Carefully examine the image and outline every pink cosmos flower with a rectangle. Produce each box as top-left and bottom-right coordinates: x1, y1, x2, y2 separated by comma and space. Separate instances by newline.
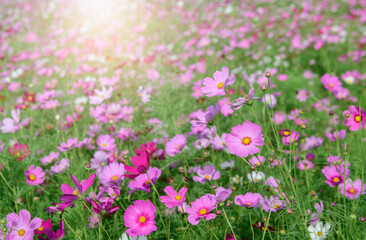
123, 200, 157, 237
25, 165, 45, 186
339, 179, 366, 200
296, 89, 309, 102
50, 158, 70, 175
41, 152, 60, 165
165, 134, 186, 157
249, 155, 265, 166
34, 219, 53, 235
91, 151, 109, 174
342, 105, 366, 131
262, 94, 277, 108
322, 165, 349, 188
201, 66, 235, 97
325, 129, 346, 142
277, 74, 288, 81
296, 160, 314, 171
128, 167, 161, 193
41, 219, 65, 240
57, 138, 78, 152
215, 187, 232, 203
60, 174, 96, 204
99, 162, 126, 187
225, 121, 264, 158
265, 176, 280, 188
260, 195, 286, 212
282, 131, 301, 145
273, 111, 286, 125
218, 97, 233, 116
96, 134, 116, 151
147, 69, 160, 81
160, 186, 187, 208
186, 194, 217, 225
320, 74, 342, 92
190, 103, 220, 126
192, 165, 220, 183
124, 150, 151, 179
211, 133, 227, 150
89, 87, 113, 105
5, 209, 42, 240
1, 109, 25, 133
234, 192, 262, 208
327, 156, 349, 167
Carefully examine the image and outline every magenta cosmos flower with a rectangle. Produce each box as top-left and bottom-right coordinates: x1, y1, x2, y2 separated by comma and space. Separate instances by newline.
25, 165, 45, 186
225, 121, 264, 158
322, 165, 349, 188
6, 209, 42, 240
234, 192, 262, 208
165, 134, 186, 157
123, 200, 157, 237
186, 194, 217, 225
128, 167, 161, 193
124, 150, 151, 179
60, 174, 95, 203
342, 105, 366, 131
201, 66, 235, 97
339, 179, 366, 200
160, 186, 187, 208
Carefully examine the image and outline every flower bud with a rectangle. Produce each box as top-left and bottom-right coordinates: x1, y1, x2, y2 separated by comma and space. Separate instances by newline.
265, 72, 271, 78
287, 208, 293, 214
216, 210, 222, 215
360, 217, 365, 222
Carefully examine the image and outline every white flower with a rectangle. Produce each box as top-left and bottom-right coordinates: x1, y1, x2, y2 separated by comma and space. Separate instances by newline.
308, 222, 331, 240
247, 171, 265, 183
119, 233, 147, 240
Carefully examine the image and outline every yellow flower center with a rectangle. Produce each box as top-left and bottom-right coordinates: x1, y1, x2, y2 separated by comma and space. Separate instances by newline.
199, 208, 207, 215
256, 162, 260, 166
102, 143, 107, 147
16, 152, 20, 157
29, 174, 36, 181
333, 177, 340, 183
246, 202, 252, 206
349, 188, 355, 194
38, 226, 44, 231
242, 137, 251, 145
355, 115, 361, 122
49, 158, 53, 163
73, 190, 79, 195
112, 176, 118, 181
254, 178, 258, 182
274, 204, 280, 209
139, 216, 146, 223
18, 229, 25, 236
283, 130, 290, 136
175, 195, 181, 201
101, 95, 105, 99
204, 175, 210, 180
217, 82, 224, 89
317, 231, 322, 236
328, 83, 333, 87
176, 144, 180, 150
145, 180, 151, 185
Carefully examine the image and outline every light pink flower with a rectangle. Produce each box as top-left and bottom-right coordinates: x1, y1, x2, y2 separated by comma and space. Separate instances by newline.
225, 121, 264, 157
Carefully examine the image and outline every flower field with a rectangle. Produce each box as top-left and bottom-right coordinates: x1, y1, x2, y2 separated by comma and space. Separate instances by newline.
0, 0, 366, 239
